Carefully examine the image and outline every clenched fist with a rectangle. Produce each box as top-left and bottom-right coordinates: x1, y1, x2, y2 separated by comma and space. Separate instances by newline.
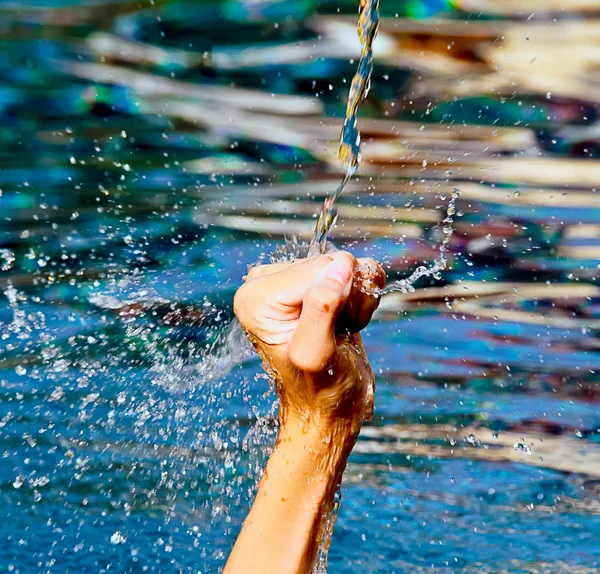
234, 251, 385, 440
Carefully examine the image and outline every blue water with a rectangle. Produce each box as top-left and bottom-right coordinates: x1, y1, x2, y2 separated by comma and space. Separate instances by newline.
1, 1, 600, 572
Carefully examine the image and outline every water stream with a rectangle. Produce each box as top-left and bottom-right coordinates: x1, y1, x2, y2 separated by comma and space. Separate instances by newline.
309, 0, 460, 297
308, 0, 380, 257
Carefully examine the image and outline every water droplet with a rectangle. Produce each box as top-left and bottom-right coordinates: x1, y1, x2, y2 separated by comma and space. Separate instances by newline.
513, 442, 532, 455
111, 531, 127, 545
0, 249, 15, 271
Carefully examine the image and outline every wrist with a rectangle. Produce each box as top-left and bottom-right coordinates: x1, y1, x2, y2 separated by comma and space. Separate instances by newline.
278, 415, 359, 475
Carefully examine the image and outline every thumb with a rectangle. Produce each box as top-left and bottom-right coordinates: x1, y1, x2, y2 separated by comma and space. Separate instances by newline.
289, 254, 354, 373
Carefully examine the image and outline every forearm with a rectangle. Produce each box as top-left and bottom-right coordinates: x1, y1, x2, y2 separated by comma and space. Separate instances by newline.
223, 421, 356, 574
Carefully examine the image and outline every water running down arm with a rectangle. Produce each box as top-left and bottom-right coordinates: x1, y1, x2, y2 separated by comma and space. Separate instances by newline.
223, 252, 385, 574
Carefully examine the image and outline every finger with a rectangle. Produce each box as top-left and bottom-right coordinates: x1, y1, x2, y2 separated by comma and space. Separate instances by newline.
356, 258, 386, 291
245, 253, 334, 283
246, 254, 348, 310
289, 253, 355, 373
340, 258, 386, 332
235, 256, 334, 329
245, 261, 293, 282
354, 258, 386, 330
236, 254, 354, 331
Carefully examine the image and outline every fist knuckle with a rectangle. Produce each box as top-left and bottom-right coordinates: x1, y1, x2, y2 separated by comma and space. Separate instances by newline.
233, 284, 251, 324
335, 251, 356, 268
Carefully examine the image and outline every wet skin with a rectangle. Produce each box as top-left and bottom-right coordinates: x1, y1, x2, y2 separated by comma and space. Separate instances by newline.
224, 251, 385, 574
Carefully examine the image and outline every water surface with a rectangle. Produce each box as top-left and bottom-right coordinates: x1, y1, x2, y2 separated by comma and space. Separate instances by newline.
1, 1, 600, 572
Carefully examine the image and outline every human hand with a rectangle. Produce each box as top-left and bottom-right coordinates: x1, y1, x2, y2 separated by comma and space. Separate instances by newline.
233, 251, 385, 442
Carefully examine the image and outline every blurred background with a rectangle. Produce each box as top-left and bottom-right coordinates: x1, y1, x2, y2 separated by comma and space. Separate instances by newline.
1, 0, 600, 572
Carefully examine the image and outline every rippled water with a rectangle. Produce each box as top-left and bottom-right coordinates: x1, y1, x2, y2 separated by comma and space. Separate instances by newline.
1, 1, 600, 572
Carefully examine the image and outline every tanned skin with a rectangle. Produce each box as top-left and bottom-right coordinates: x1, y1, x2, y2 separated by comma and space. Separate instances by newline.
224, 251, 385, 574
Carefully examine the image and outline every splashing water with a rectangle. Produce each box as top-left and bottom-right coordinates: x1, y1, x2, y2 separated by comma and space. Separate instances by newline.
306, 1, 455, 567
86, 272, 276, 538
0, 249, 15, 271
89, 276, 255, 389
373, 187, 460, 296
314, 488, 343, 574
54, 1, 458, 569
514, 442, 533, 455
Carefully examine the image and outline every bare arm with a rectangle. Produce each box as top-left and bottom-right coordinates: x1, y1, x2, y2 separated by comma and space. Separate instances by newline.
223, 422, 353, 572
224, 252, 385, 574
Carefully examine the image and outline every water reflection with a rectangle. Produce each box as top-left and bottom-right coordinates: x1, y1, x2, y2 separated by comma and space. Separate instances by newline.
1, 0, 599, 572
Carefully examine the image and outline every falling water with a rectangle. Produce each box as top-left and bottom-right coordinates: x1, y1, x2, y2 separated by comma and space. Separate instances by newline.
308, 0, 460, 296
308, 0, 379, 258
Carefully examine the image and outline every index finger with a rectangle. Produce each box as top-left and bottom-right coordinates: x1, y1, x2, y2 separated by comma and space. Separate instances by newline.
245, 252, 357, 309
245, 261, 295, 282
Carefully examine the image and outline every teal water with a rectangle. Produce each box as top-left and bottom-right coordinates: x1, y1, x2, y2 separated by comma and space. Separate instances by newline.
1, 1, 600, 572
